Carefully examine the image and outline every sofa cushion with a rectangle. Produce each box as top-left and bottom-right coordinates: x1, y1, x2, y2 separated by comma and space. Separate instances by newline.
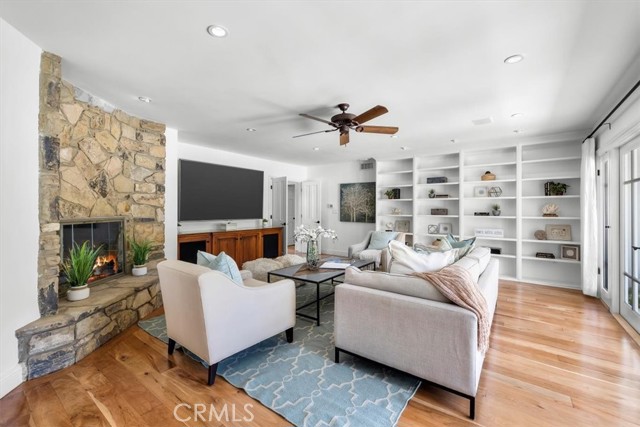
345, 267, 450, 303
358, 249, 382, 266
466, 246, 491, 274
367, 231, 399, 250
198, 251, 243, 285
388, 240, 456, 273
454, 256, 480, 283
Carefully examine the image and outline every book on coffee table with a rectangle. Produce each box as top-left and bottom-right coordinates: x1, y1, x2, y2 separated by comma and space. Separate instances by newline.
320, 261, 352, 269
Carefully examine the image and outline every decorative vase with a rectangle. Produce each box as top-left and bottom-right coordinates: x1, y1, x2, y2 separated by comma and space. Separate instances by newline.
306, 239, 320, 271
132, 265, 148, 276
67, 284, 90, 301
492, 209, 501, 216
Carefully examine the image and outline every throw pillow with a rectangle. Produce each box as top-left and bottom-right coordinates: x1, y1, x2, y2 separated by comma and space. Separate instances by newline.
197, 250, 243, 285
367, 231, 399, 250
388, 240, 456, 273
444, 234, 476, 259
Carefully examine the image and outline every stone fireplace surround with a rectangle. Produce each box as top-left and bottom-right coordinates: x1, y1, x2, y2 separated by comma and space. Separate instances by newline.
16, 52, 167, 380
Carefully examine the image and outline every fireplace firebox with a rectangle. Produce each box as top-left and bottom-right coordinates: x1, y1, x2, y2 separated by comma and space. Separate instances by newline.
60, 218, 125, 286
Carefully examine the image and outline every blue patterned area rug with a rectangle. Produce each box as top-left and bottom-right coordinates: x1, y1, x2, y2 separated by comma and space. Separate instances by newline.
139, 282, 420, 427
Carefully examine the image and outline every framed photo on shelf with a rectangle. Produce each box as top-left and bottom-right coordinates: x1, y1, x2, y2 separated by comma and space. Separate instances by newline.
560, 245, 580, 260
474, 186, 488, 197
545, 224, 572, 241
438, 223, 452, 234
427, 224, 439, 234
395, 220, 410, 233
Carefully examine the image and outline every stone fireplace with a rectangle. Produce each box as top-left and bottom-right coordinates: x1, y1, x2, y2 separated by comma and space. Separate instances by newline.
15, 52, 167, 380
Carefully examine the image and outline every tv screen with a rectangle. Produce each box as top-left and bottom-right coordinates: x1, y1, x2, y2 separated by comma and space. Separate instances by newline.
179, 160, 264, 221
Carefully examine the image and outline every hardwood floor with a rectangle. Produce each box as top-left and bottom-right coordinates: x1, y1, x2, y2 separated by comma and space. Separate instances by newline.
2, 280, 639, 426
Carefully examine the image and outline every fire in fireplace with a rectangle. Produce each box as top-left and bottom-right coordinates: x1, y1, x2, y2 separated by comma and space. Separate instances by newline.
60, 219, 125, 285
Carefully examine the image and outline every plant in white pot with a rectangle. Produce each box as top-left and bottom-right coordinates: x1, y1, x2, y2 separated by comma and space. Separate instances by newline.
62, 241, 102, 301
130, 238, 153, 276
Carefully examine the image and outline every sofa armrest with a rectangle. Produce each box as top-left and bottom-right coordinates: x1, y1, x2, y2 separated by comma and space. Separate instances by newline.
335, 283, 481, 396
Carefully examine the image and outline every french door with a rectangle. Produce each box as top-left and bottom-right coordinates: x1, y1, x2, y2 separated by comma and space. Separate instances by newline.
621, 138, 640, 332
598, 152, 614, 308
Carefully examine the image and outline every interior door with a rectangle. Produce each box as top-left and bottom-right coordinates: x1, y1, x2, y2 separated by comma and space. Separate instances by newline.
598, 152, 613, 308
271, 176, 288, 253
287, 184, 296, 246
621, 137, 640, 333
298, 181, 321, 252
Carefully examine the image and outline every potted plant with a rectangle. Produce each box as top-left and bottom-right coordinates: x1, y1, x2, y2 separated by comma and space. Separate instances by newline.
130, 238, 153, 276
491, 203, 501, 216
61, 241, 102, 301
384, 189, 395, 199
549, 182, 569, 196
428, 189, 436, 198
262, 218, 269, 227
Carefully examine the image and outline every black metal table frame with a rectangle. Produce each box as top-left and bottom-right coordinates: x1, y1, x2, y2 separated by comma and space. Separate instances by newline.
267, 260, 375, 326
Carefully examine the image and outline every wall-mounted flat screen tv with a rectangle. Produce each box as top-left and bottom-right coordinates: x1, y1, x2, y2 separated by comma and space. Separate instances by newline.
179, 160, 264, 221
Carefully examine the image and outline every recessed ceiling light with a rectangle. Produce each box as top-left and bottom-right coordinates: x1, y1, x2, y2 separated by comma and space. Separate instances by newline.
207, 25, 229, 38
313, 147, 320, 151
504, 54, 524, 64
450, 139, 457, 143
511, 113, 524, 118
246, 128, 256, 132
138, 96, 151, 103
513, 129, 525, 134
400, 146, 408, 150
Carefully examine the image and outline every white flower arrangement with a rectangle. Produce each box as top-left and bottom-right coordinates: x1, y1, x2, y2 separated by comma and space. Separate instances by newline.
293, 225, 338, 243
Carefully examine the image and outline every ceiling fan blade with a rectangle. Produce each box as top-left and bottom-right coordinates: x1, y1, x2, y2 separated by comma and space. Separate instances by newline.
340, 132, 349, 146
299, 113, 336, 127
292, 129, 336, 138
353, 105, 388, 125
355, 125, 399, 135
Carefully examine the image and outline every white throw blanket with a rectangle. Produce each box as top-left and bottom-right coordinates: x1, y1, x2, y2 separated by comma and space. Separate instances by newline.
413, 265, 490, 354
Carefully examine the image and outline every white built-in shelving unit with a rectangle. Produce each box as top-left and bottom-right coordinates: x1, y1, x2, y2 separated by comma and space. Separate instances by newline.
375, 140, 582, 289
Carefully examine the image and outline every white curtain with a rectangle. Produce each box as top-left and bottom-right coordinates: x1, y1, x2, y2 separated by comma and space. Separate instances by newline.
581, 138, 598, 296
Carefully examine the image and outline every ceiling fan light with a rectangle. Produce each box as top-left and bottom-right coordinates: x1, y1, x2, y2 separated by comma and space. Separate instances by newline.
207, 25, 228, 38
504, 54, 524, 64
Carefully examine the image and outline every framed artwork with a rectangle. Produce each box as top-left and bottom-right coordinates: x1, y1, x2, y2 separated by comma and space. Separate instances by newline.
395, 220, 410, 232
438, 223, 452, 234
561, 245, 580, 260
474, 186, 488, 197
545, 224, 572, 241
427, 224, 439, 234
340, 182, 375, 223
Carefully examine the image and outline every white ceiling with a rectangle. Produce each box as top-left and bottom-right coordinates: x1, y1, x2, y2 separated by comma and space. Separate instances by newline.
1, 1, 639, 165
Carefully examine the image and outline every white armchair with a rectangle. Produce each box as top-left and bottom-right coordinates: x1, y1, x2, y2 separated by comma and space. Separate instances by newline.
347, 231, 406, 270
157, 260, 296, 385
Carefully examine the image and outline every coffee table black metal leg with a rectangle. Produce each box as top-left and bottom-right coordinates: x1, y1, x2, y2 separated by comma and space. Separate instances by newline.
316, 282, 321, 326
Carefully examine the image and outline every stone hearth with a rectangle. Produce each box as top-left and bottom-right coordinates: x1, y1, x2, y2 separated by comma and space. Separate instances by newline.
16, 271, 162, 379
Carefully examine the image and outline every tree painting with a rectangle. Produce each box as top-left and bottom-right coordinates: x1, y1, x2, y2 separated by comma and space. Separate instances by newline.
340, 182, 376, 223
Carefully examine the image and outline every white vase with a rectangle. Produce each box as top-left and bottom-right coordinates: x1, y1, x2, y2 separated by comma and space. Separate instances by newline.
67, 284, 90, 301
132, 265, 147, 276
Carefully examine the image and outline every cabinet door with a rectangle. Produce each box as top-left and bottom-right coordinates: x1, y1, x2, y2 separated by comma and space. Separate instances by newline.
238, 231, 260, 265
177, 233, 212, 264
212, 233, 239, 260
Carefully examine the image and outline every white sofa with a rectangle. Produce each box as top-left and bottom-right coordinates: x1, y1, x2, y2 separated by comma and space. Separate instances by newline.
157, 260, 296, 385
347, 231, 406, 270
334, 247, 498, 419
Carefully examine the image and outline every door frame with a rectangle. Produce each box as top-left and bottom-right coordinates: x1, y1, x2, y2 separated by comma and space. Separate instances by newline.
597, 151, 619, 311
270, 176, 288, 254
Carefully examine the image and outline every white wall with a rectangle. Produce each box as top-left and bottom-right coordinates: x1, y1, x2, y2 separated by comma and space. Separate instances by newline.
165, 141, 308, 240
0, 18, 42, 397
307, 161, 376, 256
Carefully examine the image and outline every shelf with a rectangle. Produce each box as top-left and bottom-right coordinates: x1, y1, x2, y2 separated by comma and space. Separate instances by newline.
379, 198, 414, 202
378, 184, 413, 189
468, 196, 516, 200
522, 195, 580, 199
424, 234, 460, 238
492, 254, 516, 259
522, 176, 580, 182
464, 215, 516, 219
379, 214, 413, 217
464, 161, 517, 168
416, 182, 459, 186
472, 237, 517, 242
521, 256, 580, 264
416, 197, 460, 201
379, 170, 413, 175
463, 179, 516, 184
521, 156, 581, 164
522, 239, 581, 245
417, 214, 459, 218
522, 216, 580, 220
417, 165, 459, 172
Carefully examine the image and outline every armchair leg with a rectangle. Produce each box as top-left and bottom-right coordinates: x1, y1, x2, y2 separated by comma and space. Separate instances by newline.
334, 347, 340, 363
469, 396, 475, 419
208, 363, 218, 386
168, 338, 176, 355
285, 327, 294, 343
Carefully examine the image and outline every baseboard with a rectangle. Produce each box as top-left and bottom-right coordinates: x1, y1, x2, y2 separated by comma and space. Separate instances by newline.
322, 249, 348, 257
0, 364, 24, 398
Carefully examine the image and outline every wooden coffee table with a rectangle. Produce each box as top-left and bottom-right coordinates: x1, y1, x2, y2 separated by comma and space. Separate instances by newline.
267, 259, 375, 325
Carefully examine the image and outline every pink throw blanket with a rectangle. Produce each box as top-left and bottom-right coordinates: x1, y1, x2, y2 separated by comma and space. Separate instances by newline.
413, 265, 490, 354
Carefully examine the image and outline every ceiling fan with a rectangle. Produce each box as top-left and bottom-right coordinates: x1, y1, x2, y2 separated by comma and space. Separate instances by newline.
294, 103, 399, 146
